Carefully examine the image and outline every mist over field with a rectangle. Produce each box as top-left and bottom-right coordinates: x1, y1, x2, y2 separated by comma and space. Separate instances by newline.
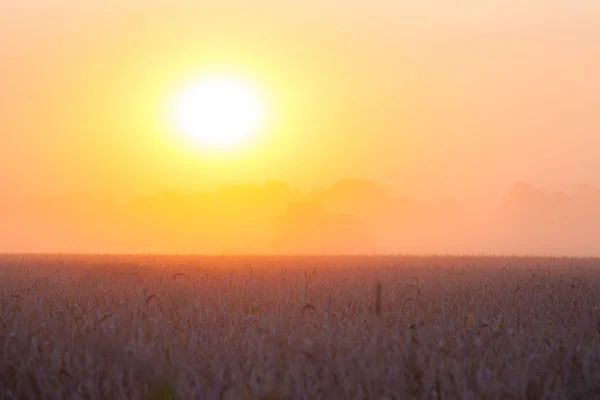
2, 179, 600, 256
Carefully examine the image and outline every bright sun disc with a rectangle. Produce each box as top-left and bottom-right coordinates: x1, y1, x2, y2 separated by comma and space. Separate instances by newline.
171, 76, 264, 149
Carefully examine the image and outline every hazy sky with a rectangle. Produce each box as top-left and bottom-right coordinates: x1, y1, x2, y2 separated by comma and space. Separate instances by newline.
2, 0, 600, 200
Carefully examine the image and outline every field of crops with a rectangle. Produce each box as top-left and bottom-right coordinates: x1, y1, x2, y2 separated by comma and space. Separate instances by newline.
1, 255, 599, 399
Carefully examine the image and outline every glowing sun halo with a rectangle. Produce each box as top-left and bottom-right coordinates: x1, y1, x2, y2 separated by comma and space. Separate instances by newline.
171, 76, 265, 149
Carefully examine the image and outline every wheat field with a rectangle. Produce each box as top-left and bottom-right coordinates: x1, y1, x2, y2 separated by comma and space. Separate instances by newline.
1, 255, 599, 399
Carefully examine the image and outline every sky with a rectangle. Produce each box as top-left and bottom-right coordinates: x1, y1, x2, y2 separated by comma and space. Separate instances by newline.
1, 1, 600, 254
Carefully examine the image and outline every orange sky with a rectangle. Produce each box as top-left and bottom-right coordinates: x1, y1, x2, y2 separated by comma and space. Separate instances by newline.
1, 1, 600, 254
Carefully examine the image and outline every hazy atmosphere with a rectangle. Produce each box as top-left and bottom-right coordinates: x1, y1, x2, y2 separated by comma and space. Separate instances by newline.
2, 179, 600, 255
4, 3, 600, 399
2, 1, 600, 255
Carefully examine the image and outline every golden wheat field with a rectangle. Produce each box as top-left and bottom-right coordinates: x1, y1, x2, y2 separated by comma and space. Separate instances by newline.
1, 255, 600, 400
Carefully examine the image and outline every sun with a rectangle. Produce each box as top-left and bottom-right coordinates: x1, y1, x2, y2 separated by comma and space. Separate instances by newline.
171, 75, 265, 149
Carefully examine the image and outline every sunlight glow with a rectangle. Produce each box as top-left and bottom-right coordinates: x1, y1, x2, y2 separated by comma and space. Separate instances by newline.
171, 76, 265, 149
